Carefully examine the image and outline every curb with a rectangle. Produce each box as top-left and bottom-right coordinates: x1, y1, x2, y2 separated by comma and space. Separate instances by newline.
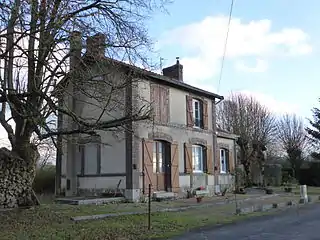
236, 196, 315, 215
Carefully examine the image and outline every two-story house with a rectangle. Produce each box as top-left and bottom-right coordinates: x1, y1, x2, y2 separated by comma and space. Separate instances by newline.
56, 32, 238, 202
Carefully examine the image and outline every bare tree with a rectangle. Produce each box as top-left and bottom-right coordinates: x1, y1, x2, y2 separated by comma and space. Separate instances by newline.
217, 93, 276, 185
276, 114, 307, 179
0, 0, 169, 208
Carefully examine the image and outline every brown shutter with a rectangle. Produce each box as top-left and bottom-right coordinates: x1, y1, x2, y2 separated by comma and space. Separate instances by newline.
228, 149, 235, 174
160, 86, 169, 124
216, 148, 221, 174
171, 142, 179, 193
186, 95, 193, 127
203, 100, 208, 130
184, 143, 193, 173
166, 88, 170, 123
143, 139, 155, 194
206, 145, 213, 174
150, 84, 160, 123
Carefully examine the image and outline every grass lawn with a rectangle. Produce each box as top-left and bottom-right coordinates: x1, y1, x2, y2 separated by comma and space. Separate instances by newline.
271, 185, 320, 196
0, 194, 303, 240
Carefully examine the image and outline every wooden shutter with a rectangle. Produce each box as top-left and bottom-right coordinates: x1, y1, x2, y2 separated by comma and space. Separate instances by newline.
203, 100, 209, 130
150, 84, 160, 122
143, 139, 155, 194
184, 143, 193, 173
228, 149, 235, 174
186, 95, 193, 127
216, 148, 221, 174
206, 145, 213, 174
160, 87, 170, 124
171, 142, 179, 193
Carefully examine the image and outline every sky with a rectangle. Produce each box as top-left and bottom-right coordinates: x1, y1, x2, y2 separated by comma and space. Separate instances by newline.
148, 0, 320, 119
0, 0, 319, 147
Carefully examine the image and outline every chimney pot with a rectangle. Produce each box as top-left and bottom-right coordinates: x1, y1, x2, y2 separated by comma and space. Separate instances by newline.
162, 57, 183, 81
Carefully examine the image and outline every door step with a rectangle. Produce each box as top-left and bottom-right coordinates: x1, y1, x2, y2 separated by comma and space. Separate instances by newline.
153, 191, 176, 201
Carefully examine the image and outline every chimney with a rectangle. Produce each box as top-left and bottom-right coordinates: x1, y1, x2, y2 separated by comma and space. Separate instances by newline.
85, 33, 106, 59
162, 57, 183, 81
70, 31, 82, 71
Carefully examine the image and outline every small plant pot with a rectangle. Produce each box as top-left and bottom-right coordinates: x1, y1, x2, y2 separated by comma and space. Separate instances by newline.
196, 197, 203, 203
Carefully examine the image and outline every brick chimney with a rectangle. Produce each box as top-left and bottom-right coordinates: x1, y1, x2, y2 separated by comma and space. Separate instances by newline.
69, 31, 82, 71
162, 57, 183, 81
85, 33, 106, 59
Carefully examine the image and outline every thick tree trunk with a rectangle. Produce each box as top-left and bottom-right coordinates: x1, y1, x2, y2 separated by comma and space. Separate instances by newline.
0, 146, 39, 208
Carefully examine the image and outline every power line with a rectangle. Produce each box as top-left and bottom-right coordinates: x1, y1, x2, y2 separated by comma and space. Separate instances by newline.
217, 0, 235, 93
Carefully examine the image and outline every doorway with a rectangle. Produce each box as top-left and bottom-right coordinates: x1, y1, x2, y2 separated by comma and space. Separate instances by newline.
153, 140, 172, 191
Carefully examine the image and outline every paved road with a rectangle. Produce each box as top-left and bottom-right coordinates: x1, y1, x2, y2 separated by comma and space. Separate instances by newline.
171, 204, 320, 240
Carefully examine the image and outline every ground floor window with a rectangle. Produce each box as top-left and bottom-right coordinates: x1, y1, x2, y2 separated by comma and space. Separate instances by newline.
153, 141, 165, 173
220, 148, 229, 173
192, 145, 204, 172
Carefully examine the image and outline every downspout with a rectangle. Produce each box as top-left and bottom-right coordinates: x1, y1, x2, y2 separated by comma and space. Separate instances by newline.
213, 96, 224, 193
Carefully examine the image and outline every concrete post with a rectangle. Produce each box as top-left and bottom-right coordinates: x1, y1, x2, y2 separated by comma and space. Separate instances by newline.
300, 185, 308, 203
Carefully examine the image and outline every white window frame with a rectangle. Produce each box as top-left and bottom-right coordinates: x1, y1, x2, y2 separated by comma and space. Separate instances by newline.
220, 149, 227, 174
192, 99, 202, 128
192, 145, 204, 172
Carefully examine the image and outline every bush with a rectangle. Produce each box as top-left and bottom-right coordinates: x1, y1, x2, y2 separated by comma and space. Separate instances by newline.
33, 165, 56, 194
264, 164, 282, 186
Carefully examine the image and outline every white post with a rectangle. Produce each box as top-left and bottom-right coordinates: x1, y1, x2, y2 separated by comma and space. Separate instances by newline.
300, 185, 308, 202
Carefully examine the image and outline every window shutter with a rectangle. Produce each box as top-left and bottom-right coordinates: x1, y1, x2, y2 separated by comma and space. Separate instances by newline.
206, 145, 213, 174
143, 139, 155, 194
216, 148, 221, 173
150, 84, 160, 123
203, 100, 209, 130
171, 142, 179, 193
228, 149, 235, 174
186, 95, 193, 127
184, 143, 193, 173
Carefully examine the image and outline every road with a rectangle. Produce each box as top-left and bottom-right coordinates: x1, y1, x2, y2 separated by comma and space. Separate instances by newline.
171, 204, 320, 240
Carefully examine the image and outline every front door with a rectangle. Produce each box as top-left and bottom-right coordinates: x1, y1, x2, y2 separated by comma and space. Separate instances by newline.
153, 141, 171, 191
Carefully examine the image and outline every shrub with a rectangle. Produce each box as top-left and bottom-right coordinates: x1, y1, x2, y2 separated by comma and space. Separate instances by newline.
33, 165, 56, 194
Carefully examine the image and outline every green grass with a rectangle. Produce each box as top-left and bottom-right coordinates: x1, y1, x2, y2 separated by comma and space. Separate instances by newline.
0, 194, 305, 240
0, 203, 278, 240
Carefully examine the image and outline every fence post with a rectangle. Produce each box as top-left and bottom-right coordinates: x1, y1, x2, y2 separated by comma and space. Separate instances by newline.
148, 184, 151, 230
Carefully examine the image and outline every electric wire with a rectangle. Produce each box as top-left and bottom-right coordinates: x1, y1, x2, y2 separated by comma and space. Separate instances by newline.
217, 0, 235, 93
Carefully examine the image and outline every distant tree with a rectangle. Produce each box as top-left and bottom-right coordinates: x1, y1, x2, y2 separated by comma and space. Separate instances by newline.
276, 114, 307, 179
217, 93, 276, 185
306, 100, 320, 159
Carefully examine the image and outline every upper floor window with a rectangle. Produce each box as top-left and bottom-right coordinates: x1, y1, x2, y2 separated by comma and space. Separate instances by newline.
193, 99, 203, 128
186, 96, 208, 129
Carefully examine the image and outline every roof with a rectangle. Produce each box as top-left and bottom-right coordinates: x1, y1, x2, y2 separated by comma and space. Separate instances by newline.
57, 55, 224, 101
217, 128, 239, 140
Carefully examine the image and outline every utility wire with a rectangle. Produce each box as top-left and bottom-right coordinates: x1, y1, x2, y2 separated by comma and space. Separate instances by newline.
217, 0, 235, 93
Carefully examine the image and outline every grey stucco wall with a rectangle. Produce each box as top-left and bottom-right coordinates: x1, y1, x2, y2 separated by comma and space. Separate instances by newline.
217, 136, 236, 191
133, 79, 216, 197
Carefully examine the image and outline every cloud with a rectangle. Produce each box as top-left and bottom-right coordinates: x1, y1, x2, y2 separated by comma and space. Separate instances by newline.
159, 15, 312, 82
235, 59, 268, 73
235, 90, 300, 115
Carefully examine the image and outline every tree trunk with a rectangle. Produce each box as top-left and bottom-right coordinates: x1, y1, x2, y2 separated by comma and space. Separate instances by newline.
0, 145, 39, 208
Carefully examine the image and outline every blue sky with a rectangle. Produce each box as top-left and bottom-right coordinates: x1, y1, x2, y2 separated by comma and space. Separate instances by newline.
148, 0, 320, 120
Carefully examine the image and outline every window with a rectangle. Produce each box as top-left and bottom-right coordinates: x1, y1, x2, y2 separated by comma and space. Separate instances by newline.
220, 149, 229, 173
153, 141, 165, 173
192, 99, 203, 128
192, 145, 204, 172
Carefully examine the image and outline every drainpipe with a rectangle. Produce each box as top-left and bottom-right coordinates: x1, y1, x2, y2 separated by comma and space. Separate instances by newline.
213, 97, 224, 193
